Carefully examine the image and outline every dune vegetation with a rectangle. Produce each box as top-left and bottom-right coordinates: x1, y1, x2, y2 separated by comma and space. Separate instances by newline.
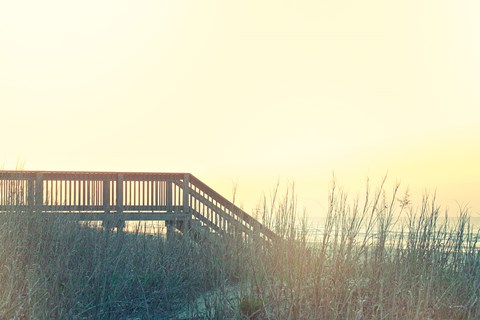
1, 180, 479, 319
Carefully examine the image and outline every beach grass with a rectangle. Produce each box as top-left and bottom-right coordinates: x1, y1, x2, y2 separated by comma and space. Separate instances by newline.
1, 180, 479, 319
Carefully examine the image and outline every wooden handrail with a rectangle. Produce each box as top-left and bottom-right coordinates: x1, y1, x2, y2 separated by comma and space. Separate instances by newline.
187, 174, 277, 242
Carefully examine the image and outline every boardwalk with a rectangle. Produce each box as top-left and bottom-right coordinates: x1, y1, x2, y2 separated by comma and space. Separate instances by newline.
0, 171, 276, 242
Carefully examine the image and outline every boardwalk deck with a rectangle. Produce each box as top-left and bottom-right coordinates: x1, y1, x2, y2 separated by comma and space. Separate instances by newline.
0, 171, 276, 242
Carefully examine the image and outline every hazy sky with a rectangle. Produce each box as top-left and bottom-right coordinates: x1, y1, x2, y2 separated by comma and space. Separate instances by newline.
1, 0, 479, 218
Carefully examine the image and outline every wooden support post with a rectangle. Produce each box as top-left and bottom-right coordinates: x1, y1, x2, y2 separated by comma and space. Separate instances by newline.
35, 173, 43, 213
183, 174, 190, 214
28, 176, 34, 211
116, 174, 124, 214
166, 179, 172, 213
103, 179, 110, 213
116, 174, 125, 231
166, 221, 174, 240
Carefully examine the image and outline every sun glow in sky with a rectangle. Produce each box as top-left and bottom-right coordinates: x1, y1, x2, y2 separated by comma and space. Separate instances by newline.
1, 0, 479, 218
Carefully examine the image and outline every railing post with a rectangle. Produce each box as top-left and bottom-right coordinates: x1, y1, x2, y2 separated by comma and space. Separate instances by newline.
35, 173, 43, 213
166, 179, 172, 213
103, 178, 110, 213
28, 176, 34, 211
183, 174, 190, 214
116, 174, 124, 214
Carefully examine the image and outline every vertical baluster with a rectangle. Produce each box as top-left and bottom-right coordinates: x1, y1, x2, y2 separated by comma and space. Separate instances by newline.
130, 180, 135, 206
93, 180, 97, 209
145, 180, 149, 208
51, 179, 54, 208
92, 180, 95, 209
98, 180, 102, 209
129, 180, 132, 208
64, 179, 67, 209
47, 179, 50, 207
183, 174, 189, 215
79, 178, 85, 210
97, 180, 101, 209
87, 179, 90, 209
59, 180, 63, 210
81, 180, 84, 208
68, 180, 71, 208
126, 180, 130, 207
73, 179, 77, 209
46, 179, 49, 207
161, 181, 164, 207
81, 179, 84, 209
77, 179, 81, 208
147, 180, 150, 207
139, 180, 142, 207
153, 180, 157, 208
111, 180, 115, 209
161, 180, 164, 207
53, 177, 56, 209
148, 180, 152, 209
131, 180, 134, 208
95, 178, 97, 210
162, 180, 166, 207
158, 180, 162, 208
202, 199, 205, 220
208, 195, 212, 222
130, 180, 133, 207
57, 179, 60, 209
67, 178, 70, 209
65, 179, 68, 208
62, 179, 65, 208
4, 179, 6, 206
134, 180, 137, 209
176, 184, 180, 209
132, 180, 135, 207
143, 180, 146, 208
54, 180, 57, 206
152, 180, 155, 209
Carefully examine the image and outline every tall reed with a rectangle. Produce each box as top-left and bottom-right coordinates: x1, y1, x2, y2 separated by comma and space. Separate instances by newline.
242, 179, 480, 319
1, 178, 479, 319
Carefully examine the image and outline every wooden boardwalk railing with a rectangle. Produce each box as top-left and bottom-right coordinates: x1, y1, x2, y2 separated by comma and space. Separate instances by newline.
0, 171, 276, 242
